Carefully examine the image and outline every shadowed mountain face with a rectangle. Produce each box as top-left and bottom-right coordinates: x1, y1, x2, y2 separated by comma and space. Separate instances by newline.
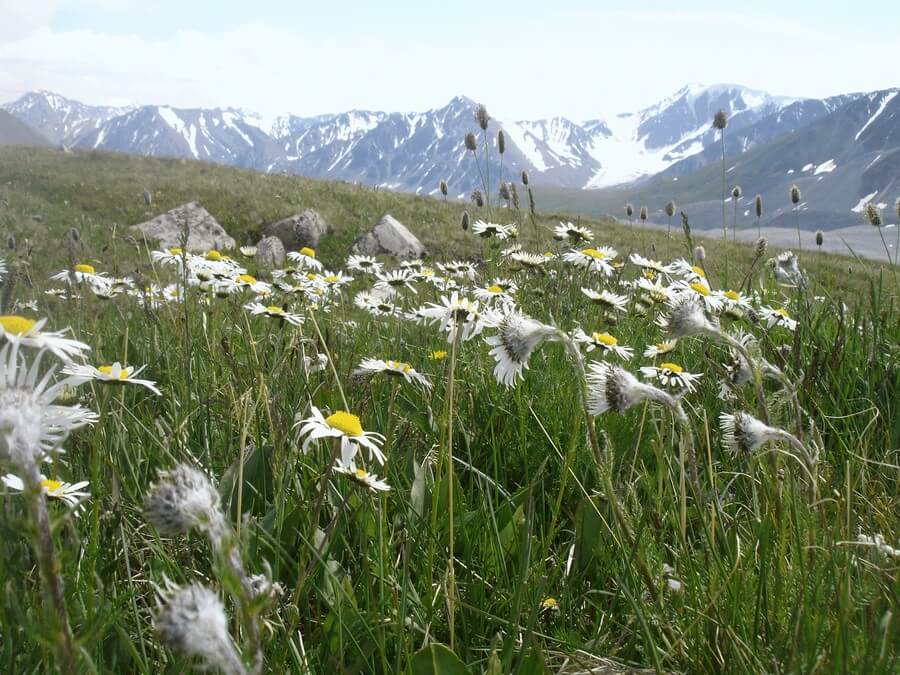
4, 86, 897, 230
0, 110, 51, 147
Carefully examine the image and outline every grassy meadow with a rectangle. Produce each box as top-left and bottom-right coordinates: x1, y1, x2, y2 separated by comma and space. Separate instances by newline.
0, 146, 898, 674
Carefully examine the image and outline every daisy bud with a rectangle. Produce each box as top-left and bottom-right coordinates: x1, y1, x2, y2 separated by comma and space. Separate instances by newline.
863, 202, 883, 227
471, 189, 484, 208
815, 230, 824, 247
497, 129, 505, 155
144, 464, 226, 541
461, 211, 470, 231
755, 194, 763, 218
521, 170, 529, 186
732, 185, 742, 200
475, 103, 490, 131
464, 132, 477, 152
439, 179, 448, 197
665, 200, 676, 217
712, 109, 728, 130
639, 206, 648, 222
625, 203, 634, 218
790, 185, 801, 205
755, 236, 768, 257
693, 245, 706, 263
155, 583, 246, 675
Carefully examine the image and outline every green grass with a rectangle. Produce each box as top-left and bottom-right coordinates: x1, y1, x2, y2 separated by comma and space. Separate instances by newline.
0, 146, 898, 674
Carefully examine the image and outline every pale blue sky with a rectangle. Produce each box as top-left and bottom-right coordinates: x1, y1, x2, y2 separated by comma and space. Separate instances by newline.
2, 1, 898, 121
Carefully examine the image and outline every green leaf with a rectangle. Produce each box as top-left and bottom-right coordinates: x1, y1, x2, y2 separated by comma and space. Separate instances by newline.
410, 643, 472, 675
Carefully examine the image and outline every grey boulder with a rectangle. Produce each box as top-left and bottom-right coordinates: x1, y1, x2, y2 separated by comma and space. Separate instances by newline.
255, 235, 285, 267
129, 202, 235, 252
262, 209, 331, 251
351, 214, 426, 260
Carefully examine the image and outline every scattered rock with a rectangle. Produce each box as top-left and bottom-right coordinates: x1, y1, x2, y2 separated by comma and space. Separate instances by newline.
255, 235, 285, 267
129, 202, 235, 252
262, 209, 331, 251
351, 214, 426, 260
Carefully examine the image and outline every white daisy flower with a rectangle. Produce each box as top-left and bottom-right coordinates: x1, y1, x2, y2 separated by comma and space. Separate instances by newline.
669, 259, 707, 282
0, 315, 90, 362
418, 293, 495, 343
374, 269, 417, 295
572, 329, 634, 359
718, 289, 753, 316
509, 251, 548, 268
346, 254, 383, 275
586, 363, 677, 415
244, 302, 305, 326
239, 245, 257, 257
471, 220, 514, 239
1, 473, 90, 512
563, 247, 616, 276
553, 221, 594, 244
473, 282, 516, 305
636, 276, 675, 304
770, 250, 806, 287
671, 278, 724, 313
43, 288, 80, 300
484, 312, 560, 387
354, 358, 432, 390
49, 263, 106, 285
437, 261, 478, 281
303, 353, 328, 374
294, 406, 386, 467
640, 362, 702, 391
581, 288, 628, 312
355, 291, 403, 318
287, 247, 324, 271
759, 306, 798, 331
63, 362, 161, 395
629, 253, 674, 276
643, 339, 678, 358
333, 462, 391, 492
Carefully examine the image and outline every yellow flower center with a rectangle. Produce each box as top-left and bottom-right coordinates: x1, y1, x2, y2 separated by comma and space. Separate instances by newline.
205, 250, 223, 261
592, 332, 618, 346
775, 308, 790, 318
0, 315, 37, 335
98, 365, 129, 380
655, 341, 676, 353
355, 468, 368, 480
487, 285, 504, 293
541, 597, 558, 608
642, 269, 657, 280
581, 248, 605, 259
543, 251, 554, 257
691, 265, 706, 277
237, 274, 257, 284
387, 360, 413, 373
724, 290, 740, 301
325, 411, 364, 437
300, 247, 316, 258
306, 272, 317, 280
265, 305, 285, 316
168, 247, 183, 256
689, 282, 710, 296
660, 362, 683, 374
429, 350, 447, 361
75, 263, 96, 274
40, 479, 64, 493
324, 274, 340, 283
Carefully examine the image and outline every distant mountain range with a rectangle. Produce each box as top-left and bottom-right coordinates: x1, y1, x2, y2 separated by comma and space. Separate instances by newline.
3, 85, 898, 230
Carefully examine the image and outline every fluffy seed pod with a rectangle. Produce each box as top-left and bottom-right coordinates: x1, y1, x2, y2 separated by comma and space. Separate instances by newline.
639, 206, 648, 222
144, 464, 225, 540
498, 182, 511, 202
439, 179, 448, 197
755, 237, 768, 257
521, 170, 529, 186
461, 211, 470, 231
475, 104, 490, 131
471, 189, 484, 208
665, 200, 676, 217
815, 230, 824, 247
755, 194, 763, 218
693, 245, 706, 263
625, 203, 634, 218
790, 185, 801, 205
863, 202, 883, 227
713, 109, 728, 130
464, 132, 477, 152
732, 185, 742, 200
497, 129, 505, 155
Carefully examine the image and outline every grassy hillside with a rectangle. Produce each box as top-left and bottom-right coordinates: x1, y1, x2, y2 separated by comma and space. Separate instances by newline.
0, 146, 893, 302
0, 144, 897, 673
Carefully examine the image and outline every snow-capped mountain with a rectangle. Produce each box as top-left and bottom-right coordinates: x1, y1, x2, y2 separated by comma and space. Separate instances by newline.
73, 105, 283, 169
3, 90, 132, 145
0, 84, 891, 219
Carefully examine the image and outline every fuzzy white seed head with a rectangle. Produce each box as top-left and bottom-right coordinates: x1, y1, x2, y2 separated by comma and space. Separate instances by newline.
144, 464, 225, 539
719, 411, 782, 455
